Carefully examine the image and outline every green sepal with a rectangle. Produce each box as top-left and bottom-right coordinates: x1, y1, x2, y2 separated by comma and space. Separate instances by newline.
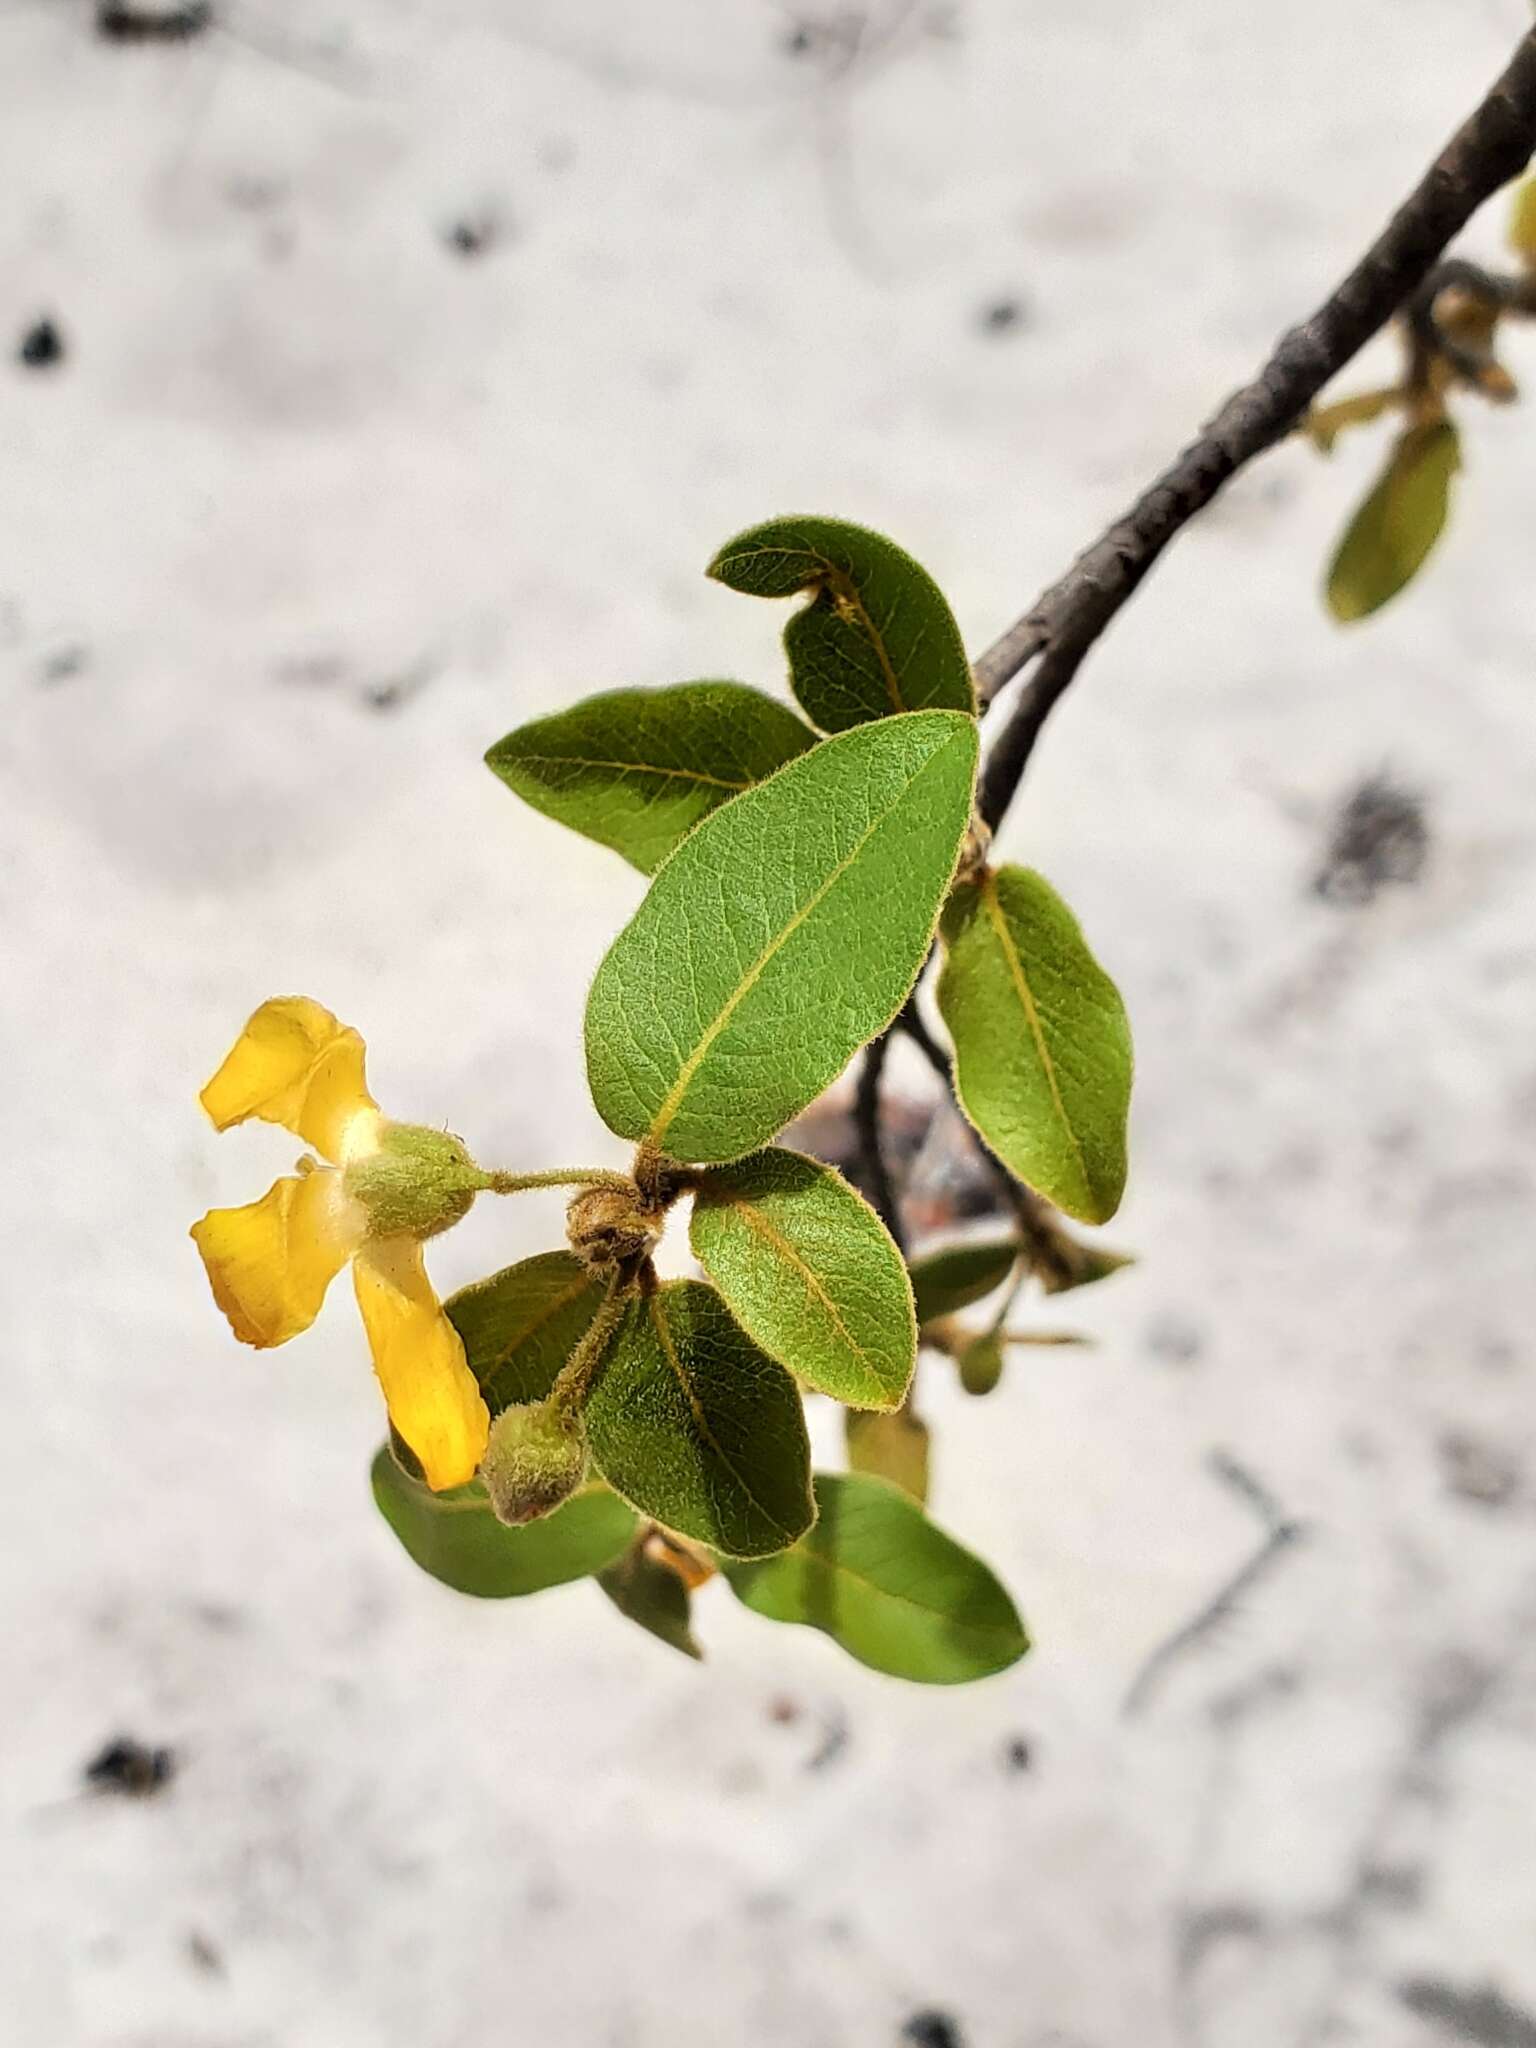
343, 1122, 482, 1241
371, 1447, 636, 1598
707, 516, 975, 732
724, 1472, 1028, 1684
484, 680, 816, 874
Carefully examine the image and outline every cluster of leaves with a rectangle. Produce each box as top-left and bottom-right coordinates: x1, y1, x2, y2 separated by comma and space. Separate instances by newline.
374, 516, 1135, 1683
1312, 176, 1536, 621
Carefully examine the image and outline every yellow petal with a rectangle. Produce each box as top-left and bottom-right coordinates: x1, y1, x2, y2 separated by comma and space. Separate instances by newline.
191, 1168, 364, 1349
352, 1237, 489, 1491
199, 997, 380, 1164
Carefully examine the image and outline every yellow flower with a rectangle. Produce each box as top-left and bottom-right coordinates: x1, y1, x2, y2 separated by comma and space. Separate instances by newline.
190, 997, 490, 1491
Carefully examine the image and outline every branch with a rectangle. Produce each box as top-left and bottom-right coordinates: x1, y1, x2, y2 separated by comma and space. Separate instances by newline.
854, 1028, 906, 1255
974, 26, 1536, 829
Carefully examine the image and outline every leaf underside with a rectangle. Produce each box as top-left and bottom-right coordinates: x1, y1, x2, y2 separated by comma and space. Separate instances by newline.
597, 1538, 704, 1659
844, 1407, 930, 1504
371, 1449, 636, 1599
725, 1472, 1028, 1684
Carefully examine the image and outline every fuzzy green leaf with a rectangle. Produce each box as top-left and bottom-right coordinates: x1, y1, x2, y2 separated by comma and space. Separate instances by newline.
1326, 420, 1460, 622
597, 1538, 704, 1660
485, 681, 816, 874
725, 1473, 1027, 1684
447, 1251, 605, 1413
690, 1147, 915, 1410
585, 1280, 814, 1560
586, 711, 977, 1164
371, 1450, 636, 1598
908, 1236, 1019, 1325
938, 864, 1132, 1225
707, 516, 975, 733
845, 1407, 930, 1504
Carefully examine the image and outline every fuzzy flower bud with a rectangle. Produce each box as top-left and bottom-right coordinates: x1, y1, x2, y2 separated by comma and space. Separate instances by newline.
479, 1399, 589, 1527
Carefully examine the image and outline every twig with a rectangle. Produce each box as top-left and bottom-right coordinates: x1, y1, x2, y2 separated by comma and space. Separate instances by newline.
1122, 1453, 1304, 1720
973, 27, 1536, 826
854, 1028, 906, 1254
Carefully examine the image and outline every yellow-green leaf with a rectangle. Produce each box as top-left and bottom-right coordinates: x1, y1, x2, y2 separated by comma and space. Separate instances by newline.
938, 865, 1133, 1225
585, 1281, 814, 1560
485, 681, 816, 874
690, 1147, 915, 1410
845, 1406, 930, 1503
725, 1472, 1028, 1684
586, 711, 978, 1165
707, 516, 975, 732
371, 1450, 636, 1598
1326, 420, 1461, 623
1509, 175, 1536, 265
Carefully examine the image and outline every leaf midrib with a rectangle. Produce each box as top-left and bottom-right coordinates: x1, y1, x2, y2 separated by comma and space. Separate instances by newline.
649, 729, 963, 1149
977, 871, 1091, 1200
509, 749, 753, 795
707, 1187, 886, 1397
781, 1543, 1021, 1653
648, 1291, 800, 1545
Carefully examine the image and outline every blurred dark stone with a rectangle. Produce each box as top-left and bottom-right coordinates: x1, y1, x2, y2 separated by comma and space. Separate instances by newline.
978, 296, 1027, 335
1399, 1978, 1536, 2048
18, 318, 64, 369
84, 1735, 177, 1797
904, 2014, 964, 2048
1003, 1734, 1033, 1772
1314, 773, 1429, 905
96, 1, 212, 41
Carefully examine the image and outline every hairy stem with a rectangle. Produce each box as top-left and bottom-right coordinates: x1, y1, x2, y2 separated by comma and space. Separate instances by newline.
485, 1167, 634, 1195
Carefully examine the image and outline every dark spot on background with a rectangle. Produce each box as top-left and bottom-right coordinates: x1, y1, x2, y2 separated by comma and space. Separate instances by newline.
1144, 1309, 1204, 1365
96, 1, 212, 42
904, 2012, 965, 2048
1438, 1430, 1520, 1510
38, 643, 88, 684
1314, 772, 1429, 906
1399, 1977, 1536, 2048
18, 317, 64, 369
978, 296, 1027, 335
441, 211, 505, 259
1003, 1735, 1033, 1773
84, 1735, 177, 1797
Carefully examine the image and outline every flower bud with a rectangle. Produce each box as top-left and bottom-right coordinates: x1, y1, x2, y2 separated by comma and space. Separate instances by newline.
343, 1122, 484, 1241
566, 1184, 661, 1271
480, 1400, 588, 1526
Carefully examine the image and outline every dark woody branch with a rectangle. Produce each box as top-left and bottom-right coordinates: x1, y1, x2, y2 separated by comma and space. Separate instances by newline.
974, 26, 1536, 832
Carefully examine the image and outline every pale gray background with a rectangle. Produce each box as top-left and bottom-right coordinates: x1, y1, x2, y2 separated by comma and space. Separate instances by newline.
3, 2, 1535, 2043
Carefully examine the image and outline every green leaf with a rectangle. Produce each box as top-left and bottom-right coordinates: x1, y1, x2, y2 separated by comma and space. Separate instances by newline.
957, 1328, 1005, 1397
938, 864, 1132, 1225
690, 1147, 915, 1410
597, 1537, 704, 1660
585, 1280, 814, 1559
1039, 1238, 1136, 1297
845, 1406, 930, 1504
446, 1251, 605, 1413
586, 711, 978, 1164
707, 515, 975, 733
371, 1449, 636, 1598
908, 1235, 1019, 1325
725, 1473, 1028, 1684
484, 681, 816, 875
1326, 420, 1461, 623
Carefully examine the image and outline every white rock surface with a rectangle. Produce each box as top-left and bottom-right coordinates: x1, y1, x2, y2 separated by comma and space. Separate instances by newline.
3, 2, 1535, 2043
